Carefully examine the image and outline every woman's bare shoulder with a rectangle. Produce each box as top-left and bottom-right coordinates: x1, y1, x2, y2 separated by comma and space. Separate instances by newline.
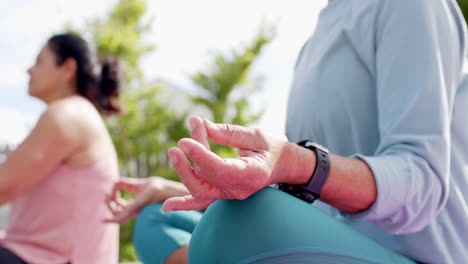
41, 96, 106, 138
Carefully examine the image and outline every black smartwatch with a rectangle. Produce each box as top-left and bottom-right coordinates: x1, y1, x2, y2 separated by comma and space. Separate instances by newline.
277, 140, 330, 203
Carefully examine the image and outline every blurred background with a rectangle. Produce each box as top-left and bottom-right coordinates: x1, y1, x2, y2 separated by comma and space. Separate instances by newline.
0, 0, 467, 261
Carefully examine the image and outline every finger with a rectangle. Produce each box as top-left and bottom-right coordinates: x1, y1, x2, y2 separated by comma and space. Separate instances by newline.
105, 200, 117, 216
177, 138, 226, 174
109, 181, 122, 204
102, 218, 121, 224
113, 196, 127, 207
168, 147, 223, 199
104, 192, 127, 206
102, 211, 135, 224
162, 195, 215, 212
107, 187, 127, 206
106, 199, 125, 216
104, 202, 141, 224
115, 176, 147, 193
103, 210, 132, 225
189, 116, 210, 150
177, 139, 252, 188
107, 181, 128, 209
113, 188, 155, 223
203, 119, 267, 150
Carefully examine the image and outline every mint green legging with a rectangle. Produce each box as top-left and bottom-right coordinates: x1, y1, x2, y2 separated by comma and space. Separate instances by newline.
133, 187, 416, 264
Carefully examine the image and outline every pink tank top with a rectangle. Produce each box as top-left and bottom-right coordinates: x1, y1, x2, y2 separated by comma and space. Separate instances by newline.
0, 159, 119, 264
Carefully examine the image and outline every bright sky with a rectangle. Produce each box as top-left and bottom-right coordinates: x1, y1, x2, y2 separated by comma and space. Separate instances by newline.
0, 0, 327, 146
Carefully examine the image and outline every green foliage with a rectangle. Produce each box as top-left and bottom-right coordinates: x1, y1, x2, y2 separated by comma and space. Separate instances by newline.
69, 0, 186, 261
92, 0, 154, 82
92, 1, 188, 261
191, 26, 275, 157
90, 1, 164, 261
92, 1, 152, 261
458, 0, 468, 23
119, 219, 138, 261
107, 85, 190, 180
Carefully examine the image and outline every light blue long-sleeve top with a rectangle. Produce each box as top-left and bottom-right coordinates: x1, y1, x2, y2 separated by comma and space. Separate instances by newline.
285, 0, 468, 263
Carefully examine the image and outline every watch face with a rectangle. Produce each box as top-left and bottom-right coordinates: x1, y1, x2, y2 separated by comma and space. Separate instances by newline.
304, 141, 329, 153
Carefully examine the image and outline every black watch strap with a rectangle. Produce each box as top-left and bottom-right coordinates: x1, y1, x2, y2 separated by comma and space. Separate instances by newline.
278, 140, 330, 203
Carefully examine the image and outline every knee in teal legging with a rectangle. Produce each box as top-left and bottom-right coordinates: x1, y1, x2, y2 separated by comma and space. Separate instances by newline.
133, 203, 203, 264
189, 187, 416, 264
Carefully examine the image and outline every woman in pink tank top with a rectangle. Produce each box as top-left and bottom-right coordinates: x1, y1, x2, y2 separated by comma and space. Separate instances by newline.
0, 33, 121, 264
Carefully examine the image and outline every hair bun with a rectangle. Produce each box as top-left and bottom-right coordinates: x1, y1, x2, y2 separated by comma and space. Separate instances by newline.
99, 57, 122, 115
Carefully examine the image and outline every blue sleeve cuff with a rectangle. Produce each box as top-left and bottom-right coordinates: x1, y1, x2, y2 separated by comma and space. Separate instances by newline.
339, 154, 412, 233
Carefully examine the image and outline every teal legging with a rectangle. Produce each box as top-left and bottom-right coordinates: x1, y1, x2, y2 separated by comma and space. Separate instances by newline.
134, 187, 416, 264
133, 203, 203, 263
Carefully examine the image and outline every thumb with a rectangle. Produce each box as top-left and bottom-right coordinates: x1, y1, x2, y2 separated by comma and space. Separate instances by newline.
203, 119, 267, 150
162, 196, 215, 212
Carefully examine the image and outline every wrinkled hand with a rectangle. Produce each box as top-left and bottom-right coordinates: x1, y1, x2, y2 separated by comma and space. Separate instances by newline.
104, 176, 169, 224
162, 116, 292, 212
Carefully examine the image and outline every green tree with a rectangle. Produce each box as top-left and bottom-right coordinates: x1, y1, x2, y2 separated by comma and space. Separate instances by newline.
69, 0, 188, 261
92, 0, 193, 261
458, 0, 468, 23
191, 26, 275, 156
107, 85, 189, 181
88, 0, 190, 180
92, 0, 153, 83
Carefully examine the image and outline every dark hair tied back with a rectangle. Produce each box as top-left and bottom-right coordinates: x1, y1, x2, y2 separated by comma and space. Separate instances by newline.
98, 57, 122, 114
47, 33, 122, 115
